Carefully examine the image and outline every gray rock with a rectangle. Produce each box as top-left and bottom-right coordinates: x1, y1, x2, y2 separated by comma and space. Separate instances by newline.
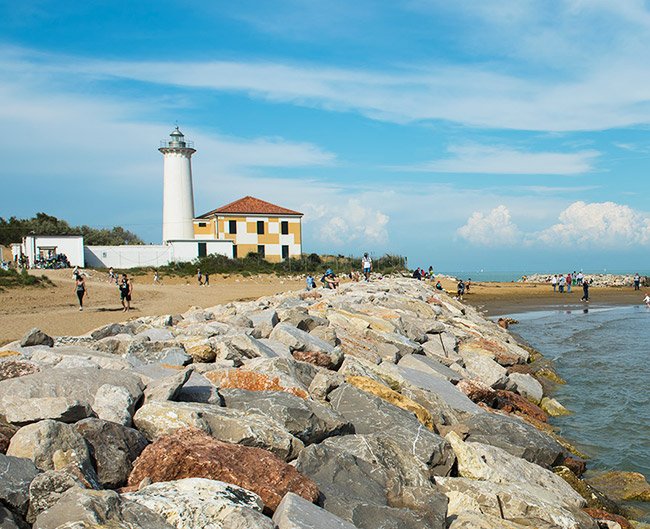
463, 413, 565, 467
176, 371, 222, 405
460, 353, 508, 388
74, 418, 148, 489
123, 478, 273, 529
506, 372, 544, 404
401, 386, 464, 426
258, 338, 293, 358
90, 323, 133, 340
243, 357, 319, 390
295, 434, 447, 529
93, 384, 137, 426
397, 354, 462, 383
20, 328, 54, 348
270, 323, 334, 354
27, 469, 87, 522
273, 492, 358, 529
133, 400, 303, 461
2, 396, 94, 426
0, 453, 40, 515
328, 384, 453, 474
308, 370, 345, 401
6, 420, 97, 484
228, 333, 281, 359
221, 389, 353, 444
248, 309, 279, 338
126, 346, 191, 367
144, 367, 193, 403
367, 330, 422, 357
33, 486, 173, 529
135, 328, 174, 341
28, 346, 131, 371
0, 505, 22, 529
0, 368, 144, 420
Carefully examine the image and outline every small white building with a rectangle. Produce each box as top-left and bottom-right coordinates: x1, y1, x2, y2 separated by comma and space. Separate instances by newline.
13, 235, 85, 267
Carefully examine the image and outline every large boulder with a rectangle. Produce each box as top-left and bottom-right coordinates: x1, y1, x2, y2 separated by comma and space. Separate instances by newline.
1, 396, 93, 426
585, 471, 650, 502
437, 477, 598, 529
328, 383, 454, 474
506, 372, 544, 404
7, 420, 97, 483
397, 354, 462, 383
462, 413, 565, 467
273, 492, 358, 529
228, 333, 281, 359
221, 389, 353, 444
133, 400, 303, 461
123, 478, 274, 529
143, 367, 193, 403
205, 368, 309, 399
446, 432, 584, 508
295, 434, 447, 529
32, 487, 173, 529
0, 453, 40, 516
26, 469, 88, 522
0, 419, 17, 454
460, 353, 508, 388
127, 428, 319, 512
0, 505, 22, 529
0, 368, 144, 423
93, 383, 138, 426
0, 359, 40, 381
270, 323, 335, 354
74, 418, 148, 488
176, 371, 222, 405
20, 328, 53, 348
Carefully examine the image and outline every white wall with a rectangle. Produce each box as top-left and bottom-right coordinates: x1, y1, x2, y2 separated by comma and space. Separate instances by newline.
22, 236, 85, 267
84, 240, 233, 269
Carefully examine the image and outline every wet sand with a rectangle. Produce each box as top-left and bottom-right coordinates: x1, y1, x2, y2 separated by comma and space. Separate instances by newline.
0, 269, 303, 345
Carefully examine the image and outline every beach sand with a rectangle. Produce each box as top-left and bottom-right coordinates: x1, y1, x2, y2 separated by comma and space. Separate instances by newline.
1, 271, 646, 345
0, 269, 303, 345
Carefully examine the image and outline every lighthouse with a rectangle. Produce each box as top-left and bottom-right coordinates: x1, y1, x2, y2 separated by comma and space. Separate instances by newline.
159, 127, 196, 243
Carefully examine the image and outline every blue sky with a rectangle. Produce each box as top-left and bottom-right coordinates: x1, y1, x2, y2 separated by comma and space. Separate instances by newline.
1, 0, 650, 272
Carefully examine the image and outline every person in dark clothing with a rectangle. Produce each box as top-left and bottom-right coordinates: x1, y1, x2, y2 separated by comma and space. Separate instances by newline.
581, 279, 589, 302
75, 275, 87, 311
119, 274, 132, 312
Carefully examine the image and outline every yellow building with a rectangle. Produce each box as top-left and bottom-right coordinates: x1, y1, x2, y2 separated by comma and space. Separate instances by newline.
194, 196, 303, 262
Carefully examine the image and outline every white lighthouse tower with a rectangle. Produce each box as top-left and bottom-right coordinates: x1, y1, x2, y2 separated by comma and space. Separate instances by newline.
159, 127, 196, 243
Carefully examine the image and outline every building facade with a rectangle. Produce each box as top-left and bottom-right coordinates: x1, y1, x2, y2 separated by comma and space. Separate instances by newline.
195, 196, 303, 262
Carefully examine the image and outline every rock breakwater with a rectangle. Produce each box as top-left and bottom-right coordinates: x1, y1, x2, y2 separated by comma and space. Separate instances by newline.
0, 278, 646, 528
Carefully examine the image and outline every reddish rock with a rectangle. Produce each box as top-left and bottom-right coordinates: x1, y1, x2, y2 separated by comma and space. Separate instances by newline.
0, 419, 18, 453
493, 350, 523, 366
495, 390, 549, 423
457, 379, 498, 406
497, 318, 509, 329
561, 455, 587, 477
205, 370, 308, 399
127, 428, 318, 512
583, 508, 632, 529
299, 291, 321, 300
291, 350, 333, 369
0, 359, 40, 381
507, 364, 534, 375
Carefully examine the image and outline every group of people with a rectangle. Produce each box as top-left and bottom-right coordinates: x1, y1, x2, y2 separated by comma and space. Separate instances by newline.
73, 267, 133, 312
412, 266, 435, 281
197, 268, 210, 287
549, 272, 591, 301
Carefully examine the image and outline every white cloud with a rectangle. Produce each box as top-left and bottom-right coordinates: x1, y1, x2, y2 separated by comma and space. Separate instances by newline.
535, 201, 650, 246
457, 205, 520, 246
303, 198, 389, 245
400, 144, 598, 175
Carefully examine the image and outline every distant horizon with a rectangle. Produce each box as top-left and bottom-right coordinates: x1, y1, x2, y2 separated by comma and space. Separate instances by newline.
2, 1, 650, 271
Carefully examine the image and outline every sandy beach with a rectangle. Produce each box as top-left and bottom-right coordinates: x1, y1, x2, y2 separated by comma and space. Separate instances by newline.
0, 272, 646, 345
0, 269, 303, 345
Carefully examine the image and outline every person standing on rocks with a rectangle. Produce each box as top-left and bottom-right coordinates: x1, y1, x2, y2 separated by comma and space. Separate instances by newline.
362, 253, 372, 281
119, 274, 132, 312
75, 274, 87, 311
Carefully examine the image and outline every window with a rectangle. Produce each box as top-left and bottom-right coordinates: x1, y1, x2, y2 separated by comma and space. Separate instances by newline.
282, 245, 289, 260
233, 245, 238, 258
198, 222, 207, 228
281, 221, 289, 235
198, 242, 207, 258
257, 221, 265, 235
228, 220, 237, 234
257, 245, 265, 257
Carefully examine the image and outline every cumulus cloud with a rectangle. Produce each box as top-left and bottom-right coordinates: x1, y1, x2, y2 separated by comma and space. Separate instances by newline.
457, 205, 520, 246
303, 198, 389, 245
399, 144, 598, 175
536, 201, 650, 246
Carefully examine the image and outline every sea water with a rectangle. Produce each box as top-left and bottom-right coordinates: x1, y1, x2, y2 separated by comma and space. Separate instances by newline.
507, 305, 650, 519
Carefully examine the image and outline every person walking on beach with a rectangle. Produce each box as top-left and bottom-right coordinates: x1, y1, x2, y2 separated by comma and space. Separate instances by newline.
457, 279, 465, 300
362, 253, 372, 281
204, 273, 210, 287
634, 273, 641, 290
119, 274, 132, 312
581, 279, 589, 302
197, 268, 203, 286
153, 270, 160, 284
644, 293, 650, 307
551, 274, 558, 292
558, 275, 566, 293
566, 273, 572, 293
75, 274, 87, 311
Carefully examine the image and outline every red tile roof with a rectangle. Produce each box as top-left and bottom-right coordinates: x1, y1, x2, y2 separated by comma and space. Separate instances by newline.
198, 196, 303, 218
